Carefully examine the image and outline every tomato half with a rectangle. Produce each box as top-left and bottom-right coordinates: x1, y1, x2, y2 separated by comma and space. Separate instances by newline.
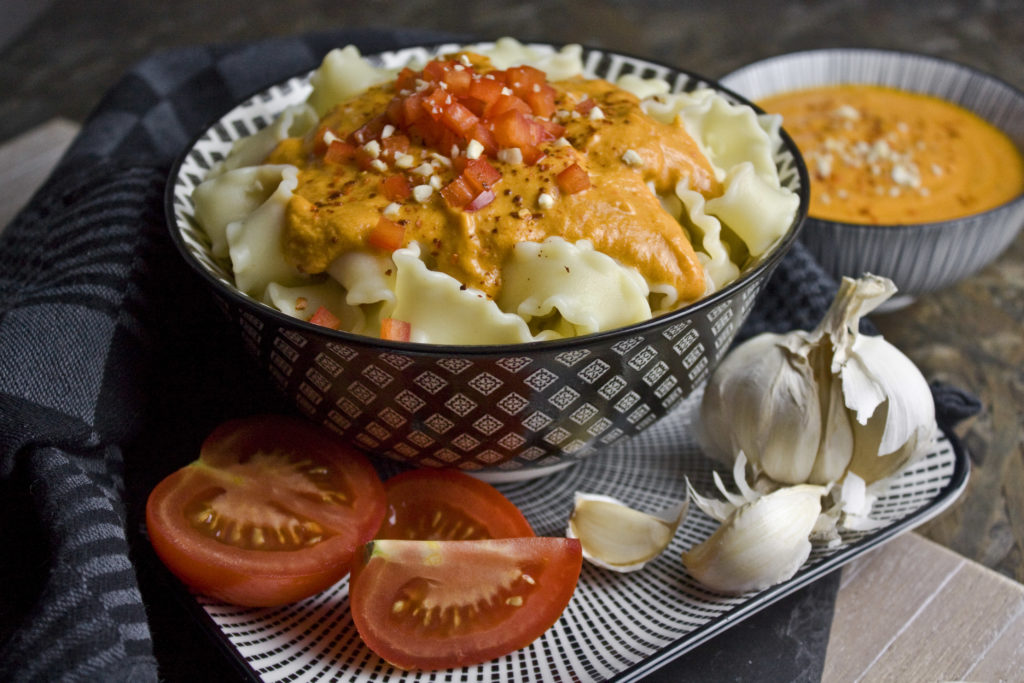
350, 538, 583, 670
375, 468, 534, 540
146, 415, 386, 606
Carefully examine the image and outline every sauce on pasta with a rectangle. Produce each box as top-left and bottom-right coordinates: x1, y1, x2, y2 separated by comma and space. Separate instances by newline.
758, 85, 1024, 224
266, 54, 718, 303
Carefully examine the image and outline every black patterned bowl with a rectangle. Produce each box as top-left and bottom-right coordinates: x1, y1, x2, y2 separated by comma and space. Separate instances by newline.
166, 42, 808, 481
721, 49, 1024, 309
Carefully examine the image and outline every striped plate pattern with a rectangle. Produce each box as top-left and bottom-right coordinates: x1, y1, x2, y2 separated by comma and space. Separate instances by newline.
720, 49, 1024, 298
198, 388, 966, 682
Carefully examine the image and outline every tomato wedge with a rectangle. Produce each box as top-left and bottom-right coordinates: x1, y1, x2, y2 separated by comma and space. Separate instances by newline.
146, 415, 387, 606
350, 538, 583, 670
376, 469, 534, 540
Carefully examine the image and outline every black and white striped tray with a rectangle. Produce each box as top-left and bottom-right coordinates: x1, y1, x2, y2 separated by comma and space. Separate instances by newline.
191, 389, 967, 682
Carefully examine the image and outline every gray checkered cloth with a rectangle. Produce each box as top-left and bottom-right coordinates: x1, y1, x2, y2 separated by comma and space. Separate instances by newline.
0, 28, 979, 682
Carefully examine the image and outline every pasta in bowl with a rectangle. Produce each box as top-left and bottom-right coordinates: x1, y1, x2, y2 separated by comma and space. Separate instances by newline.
166, 39, 808, 479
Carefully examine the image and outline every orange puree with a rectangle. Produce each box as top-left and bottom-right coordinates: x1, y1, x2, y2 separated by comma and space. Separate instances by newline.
759, 85, 1024, 224
265, 55, 718, 303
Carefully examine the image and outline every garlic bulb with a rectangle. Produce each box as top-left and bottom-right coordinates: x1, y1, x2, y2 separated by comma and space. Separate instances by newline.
567, 493, 687, 572
682, 455, 825, 594
698, 274, 936, 487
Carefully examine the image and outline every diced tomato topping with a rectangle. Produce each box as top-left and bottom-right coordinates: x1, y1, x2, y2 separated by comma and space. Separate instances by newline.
485, 93, 532, 119
441, 174, 476, 209
395, 67, 418, 92
575, 97, 597, 116
349, 115, 388, 146
313, 124, 340, 155
505, 65, 546, 96
462, 158, 501, 193
380, 133, 410, 159
368, 216, 406, 251
380, 318, 411, 342
556, 163, 591, 194
443, 68, 472, 96
422, 59, 453, 84
325, 57, 563, 170
467, 77, 503, 109
464, 189, 496, 212
309, 306, 341, 330
489, 110, 536, 150
469, 123, 498, 156
381, 174, 412, 202
324, 140, 357, 164
421, 88, 449, 121
440, 100, 480, 137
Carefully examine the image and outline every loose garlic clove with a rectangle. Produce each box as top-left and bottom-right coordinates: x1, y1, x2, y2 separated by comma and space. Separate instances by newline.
567, 493, 687, 572
682, 484, 824, 594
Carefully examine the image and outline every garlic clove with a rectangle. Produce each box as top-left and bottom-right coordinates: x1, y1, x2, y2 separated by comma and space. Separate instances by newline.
699, 332, 824, 485
567, 493, 687, 572
682, 484, 825, 594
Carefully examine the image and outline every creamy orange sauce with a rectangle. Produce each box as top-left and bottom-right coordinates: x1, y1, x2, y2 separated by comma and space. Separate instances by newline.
266, 60, 720, 303
759, 85, 1024, 224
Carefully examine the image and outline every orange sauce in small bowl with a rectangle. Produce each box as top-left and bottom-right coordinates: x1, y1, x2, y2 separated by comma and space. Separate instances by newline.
759, 85, 1024, 224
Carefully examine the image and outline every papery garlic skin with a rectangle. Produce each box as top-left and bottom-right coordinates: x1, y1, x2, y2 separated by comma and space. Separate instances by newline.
698, 274, 937, 488
682, 484, 824, 594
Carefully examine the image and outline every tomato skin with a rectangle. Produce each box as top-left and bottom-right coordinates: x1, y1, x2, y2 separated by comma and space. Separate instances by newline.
146, 415, 387, 607
376, 468, 534, 540
350, 538, 583, 670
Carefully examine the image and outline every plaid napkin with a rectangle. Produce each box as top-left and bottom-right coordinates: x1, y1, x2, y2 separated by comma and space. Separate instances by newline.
0, 28, 978, 683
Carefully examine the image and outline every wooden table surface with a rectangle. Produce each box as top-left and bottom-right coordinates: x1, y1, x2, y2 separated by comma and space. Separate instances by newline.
3, 109, 1023, 680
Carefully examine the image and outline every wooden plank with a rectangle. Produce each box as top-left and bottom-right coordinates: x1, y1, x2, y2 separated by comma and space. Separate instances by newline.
963, 604, 1024, 681
824, 533, 1024, 681
0, 118, 80, 232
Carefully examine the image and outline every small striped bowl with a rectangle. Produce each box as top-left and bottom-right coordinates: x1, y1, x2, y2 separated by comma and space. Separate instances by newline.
721, 49, 1024, 306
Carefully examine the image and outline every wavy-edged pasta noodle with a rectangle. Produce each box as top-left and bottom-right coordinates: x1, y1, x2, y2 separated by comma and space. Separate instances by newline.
193, 164, 299, 258
478, 37, 584, 80
674, 183, 740, 291
226, 165, 309, 298
265, 280, 365, 331
643, 88, 780, 187
705, 162, 800, 257
389, 243, 535, 345
214, 104, 319, 176
498, 238, 653, 337
325, 250, 397, 307
616, 74, 671, 100
307, 46, 395, 117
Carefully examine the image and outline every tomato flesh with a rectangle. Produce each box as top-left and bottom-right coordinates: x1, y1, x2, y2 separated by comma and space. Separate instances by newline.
376, 468, 534, 541
350, 538, 582, 670
146, 415, 386, 606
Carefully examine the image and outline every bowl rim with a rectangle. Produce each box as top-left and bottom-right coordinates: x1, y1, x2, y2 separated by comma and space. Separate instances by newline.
719, 46, 1024, 231
164, 40, 810, 357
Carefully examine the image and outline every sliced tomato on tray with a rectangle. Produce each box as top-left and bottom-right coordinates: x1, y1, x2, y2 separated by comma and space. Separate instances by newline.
146, 415, 386, 607
350, 537, 583, 670
376, 468, 535, 540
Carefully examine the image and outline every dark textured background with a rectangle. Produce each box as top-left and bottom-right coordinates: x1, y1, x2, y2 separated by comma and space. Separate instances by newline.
3, 0, 1024, 145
